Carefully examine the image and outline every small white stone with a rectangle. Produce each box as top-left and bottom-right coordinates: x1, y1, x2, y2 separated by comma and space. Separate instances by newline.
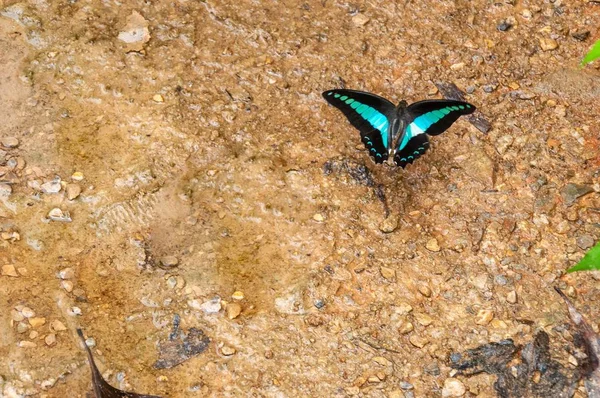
352, 13, 370, 26
48, 208, 72, 222
0, 183, 12, 197
41, 178, 62, 194
442, 378, 466, 397
1, 137, 19, 148
21, 307, 35, 318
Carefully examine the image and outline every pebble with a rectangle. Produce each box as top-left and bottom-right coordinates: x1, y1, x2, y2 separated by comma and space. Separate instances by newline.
414, 313, 434, 327
372, 356, 392, 367
562, 183, 593, 206
68, 306, 82, 316
442, 378, 466, 397
539, 38, 558, 51
17, 322, 29, 333
221, 346, 236, 356
379, 214, 398, 233
409, 335, 429, 348
395, 302, 413, 315
398, 321, 414, 335
418, 285, 432, 297
58, 268, 75, 279
28, 317, 46, 328
507, 290, 517, 304
497, 20, 512, 31
0, 183, 12, 197
41, 179, 62, 194
2, 264, 19, 277
226, 302, 242, 319
426, 238, 441, 252
11, 309, 24, 322
21, 307, 35, 318
189, 297, 222, 314
576, 235, 595, 250
475, 309, 494, 325
231, 291, 244, 300
160, 256, 179, 268
45, 334, 56, 346
352, 13, 370, 26
18, 341, 37, 348
48, 208, 72, 222
71, 172, 84, 181
153, 94, 164, 103
61, 280, 74, 292
85, 337, 96, 347
65, 184, 81, 200
312, 213, 324, 222
50, 320, 67, 332
380, 266, 396, 281
1, 137, 19, 148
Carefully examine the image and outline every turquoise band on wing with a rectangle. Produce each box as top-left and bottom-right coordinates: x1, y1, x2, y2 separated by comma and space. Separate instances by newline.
332, 92, 389, 146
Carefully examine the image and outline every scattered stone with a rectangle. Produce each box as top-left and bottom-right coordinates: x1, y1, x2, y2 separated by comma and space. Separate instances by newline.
379, 214, 398, 233
41, 178, 62, 194
442, 378, 466, 397
48, 208, 72, 222
476, 309, 494, 325
418, 285, 432, 297
561, 183, 593, 206
65, 184, 81, 200
409, 335, 429, 348
18, 341, 37, 348
1, 137, 19, 148
312, 213, 324, 222
118, 11, 151, 52
426, 238, 441, 252
85, 337, 96, 347
61, 280, 74, 292
50, 320, 67, 332
153, 94, 164, 103
226, 303, 242, 320
352, 13, 370, 26
58, 268, 75, 279
68, 306, 82, 316
414, 313, 434, 327
231, 291, 244, 300
189, 297, 222, 314
2, 264, 19, 277
71, 172, 84, 181
507, 291, 517, 304
21, 307, 35, 318
380, 266, 396, 281
11, 309, 24, 322
159, 256, 179, 268
28, 317, 46, 328
398, 321, 414, 335
45, 334, 56, 346
572, 30, 590, 41
0, 183, 12, 197
154, 322, 211, 369
395, 302, 413, 315
497, 20, 512, 31
17, 322, 29, 333
576, 235, 595, 250
540, 38, 558, 51
221, 346, 236, 356
495, 135, 514, 154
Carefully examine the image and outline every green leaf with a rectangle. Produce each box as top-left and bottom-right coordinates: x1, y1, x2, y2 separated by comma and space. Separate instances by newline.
567, 240, 600, 272
581, 40, 600, 67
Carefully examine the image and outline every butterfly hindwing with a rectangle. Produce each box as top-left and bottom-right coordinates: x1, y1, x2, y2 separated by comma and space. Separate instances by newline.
393, 100, 475, 167
323, 89, 396, 163
394, 133, 430, 168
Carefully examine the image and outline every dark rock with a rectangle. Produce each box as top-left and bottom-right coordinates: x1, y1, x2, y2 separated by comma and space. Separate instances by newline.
572, 31, 590, 41
497, 20, 512, 31
154, 315, 210, 369
561, 183, 594, 206
576, 235, 595, 250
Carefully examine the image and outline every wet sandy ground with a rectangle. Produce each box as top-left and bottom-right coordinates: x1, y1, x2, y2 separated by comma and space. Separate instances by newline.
1, 0, 600, 397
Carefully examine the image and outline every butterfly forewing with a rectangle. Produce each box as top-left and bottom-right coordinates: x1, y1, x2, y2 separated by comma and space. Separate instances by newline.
394, 100, 475, 167
323, 89, 396, 163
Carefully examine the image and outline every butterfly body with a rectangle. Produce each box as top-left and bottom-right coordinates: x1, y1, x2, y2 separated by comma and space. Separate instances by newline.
323, 89, 476, 168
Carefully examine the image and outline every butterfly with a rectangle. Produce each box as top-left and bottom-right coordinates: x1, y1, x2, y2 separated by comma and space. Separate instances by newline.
322, 89, 476, 168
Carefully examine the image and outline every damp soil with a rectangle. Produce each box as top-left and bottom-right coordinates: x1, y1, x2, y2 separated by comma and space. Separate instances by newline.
1, 0, 600, 397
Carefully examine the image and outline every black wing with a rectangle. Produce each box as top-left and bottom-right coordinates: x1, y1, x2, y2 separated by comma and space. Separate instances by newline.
393, 99, 475, 168
323, 89, 396, 163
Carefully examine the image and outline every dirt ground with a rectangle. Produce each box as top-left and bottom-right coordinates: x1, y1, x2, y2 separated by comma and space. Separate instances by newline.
1, 0, 600, 397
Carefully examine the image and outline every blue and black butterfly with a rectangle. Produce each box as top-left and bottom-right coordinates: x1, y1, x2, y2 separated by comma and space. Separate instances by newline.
322, 89, 476, 168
